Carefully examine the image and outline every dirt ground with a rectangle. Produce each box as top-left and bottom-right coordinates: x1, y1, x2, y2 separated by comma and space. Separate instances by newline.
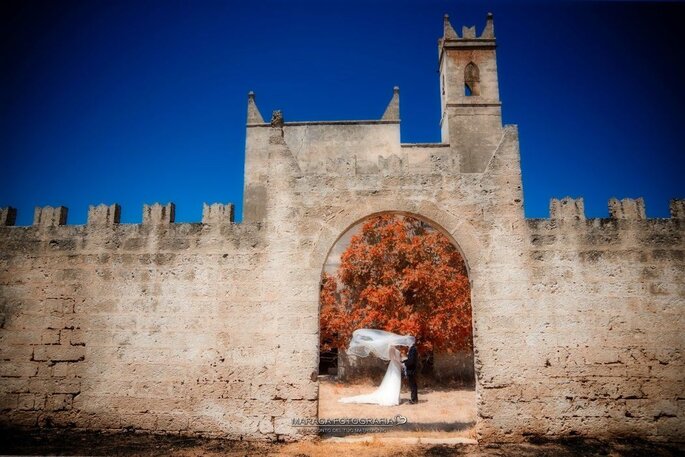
1, 428, 683, 456
317, 379, 476, 439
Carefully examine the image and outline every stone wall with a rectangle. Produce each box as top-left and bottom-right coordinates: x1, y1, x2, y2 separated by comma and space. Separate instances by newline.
0, 203, 317, 440
475, 198, 684, 441
2, 116, 682, 443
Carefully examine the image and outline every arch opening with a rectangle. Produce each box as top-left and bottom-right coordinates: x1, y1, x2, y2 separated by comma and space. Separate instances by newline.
464, 62, 481, 96
316, 211, 476, 439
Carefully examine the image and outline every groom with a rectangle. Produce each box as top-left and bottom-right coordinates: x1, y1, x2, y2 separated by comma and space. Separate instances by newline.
402, 342, 419, 404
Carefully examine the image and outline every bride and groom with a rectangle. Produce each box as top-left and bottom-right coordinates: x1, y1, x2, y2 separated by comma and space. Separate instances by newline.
338, 329, 419, 406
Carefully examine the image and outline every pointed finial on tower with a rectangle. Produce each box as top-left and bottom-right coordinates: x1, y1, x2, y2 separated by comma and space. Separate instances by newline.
443, 14, 458, 39
481, 12, 495, 38
247, 91, 265, 125
382, 86, 400, 121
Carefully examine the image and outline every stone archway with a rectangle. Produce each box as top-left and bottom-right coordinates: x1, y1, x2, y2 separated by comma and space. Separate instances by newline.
308, 200, 485, 277
309, 201, 485, 439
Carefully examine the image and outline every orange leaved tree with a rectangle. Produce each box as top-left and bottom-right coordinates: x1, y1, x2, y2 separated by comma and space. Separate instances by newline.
320, 214, 472, 354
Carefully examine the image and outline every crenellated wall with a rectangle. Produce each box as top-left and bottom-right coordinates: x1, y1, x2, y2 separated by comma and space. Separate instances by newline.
477, 197, 684, 440
1, 11, 683, 445
0, 202, 319, 439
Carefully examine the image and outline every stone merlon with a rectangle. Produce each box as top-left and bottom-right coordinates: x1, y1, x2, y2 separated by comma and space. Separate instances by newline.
202, 203, 235, 224
550, 197, 585, 221
142, 202, 175, 225
33, 206, 68, 227
0, 207, 17, 226
87, 204, 121, 226
608, 198, 646, 220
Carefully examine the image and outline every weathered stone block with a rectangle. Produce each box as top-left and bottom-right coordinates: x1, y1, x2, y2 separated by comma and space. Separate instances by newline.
0, 363, 39, 378
40, 329, 61, 345
45, 393, 71, 411
16, 393, 38, 411
0, 394, 19, 410
60, 328, 84, 346
258, 417, 274, 434
32, 345, 85, 363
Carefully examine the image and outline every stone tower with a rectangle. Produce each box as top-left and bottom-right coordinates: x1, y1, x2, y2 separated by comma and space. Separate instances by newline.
439, 13, 502, 172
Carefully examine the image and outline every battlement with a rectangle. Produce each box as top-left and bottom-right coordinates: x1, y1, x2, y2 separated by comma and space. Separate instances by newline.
4, 196, 681, 230
528, 197, 684, 252
441, 12, 495, 42
548, 197, 684, 221
0, 203, 237, 228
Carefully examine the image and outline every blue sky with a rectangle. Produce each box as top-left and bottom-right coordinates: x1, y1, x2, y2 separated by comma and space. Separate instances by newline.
1, 0, 684, 225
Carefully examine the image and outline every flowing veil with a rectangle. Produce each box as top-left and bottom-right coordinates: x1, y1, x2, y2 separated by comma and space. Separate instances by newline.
338, 329, 415, 406
346, 329, 415, 360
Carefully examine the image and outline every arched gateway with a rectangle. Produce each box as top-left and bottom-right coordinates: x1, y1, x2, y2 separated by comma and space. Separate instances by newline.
316, 210, 478, 437
0, 12, 682, 444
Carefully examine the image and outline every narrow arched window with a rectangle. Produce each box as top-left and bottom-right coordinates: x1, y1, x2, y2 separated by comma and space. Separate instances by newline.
464, 62, 480, 96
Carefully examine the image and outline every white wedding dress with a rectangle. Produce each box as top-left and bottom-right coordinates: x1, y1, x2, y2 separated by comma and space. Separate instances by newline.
338, 329, 414, 406
339, 346, 402, 406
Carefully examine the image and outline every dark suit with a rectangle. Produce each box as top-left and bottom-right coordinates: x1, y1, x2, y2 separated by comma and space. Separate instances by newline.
402, 345, 418, 403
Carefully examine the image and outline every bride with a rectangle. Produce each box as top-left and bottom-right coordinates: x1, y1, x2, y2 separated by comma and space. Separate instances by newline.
338, 329, 415, 406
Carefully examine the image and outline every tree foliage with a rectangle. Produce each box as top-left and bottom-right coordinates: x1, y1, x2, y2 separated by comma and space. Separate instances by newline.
320, 214, 472, 354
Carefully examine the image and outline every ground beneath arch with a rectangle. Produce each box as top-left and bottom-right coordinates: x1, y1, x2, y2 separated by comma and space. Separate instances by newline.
317, 378, 476, 440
